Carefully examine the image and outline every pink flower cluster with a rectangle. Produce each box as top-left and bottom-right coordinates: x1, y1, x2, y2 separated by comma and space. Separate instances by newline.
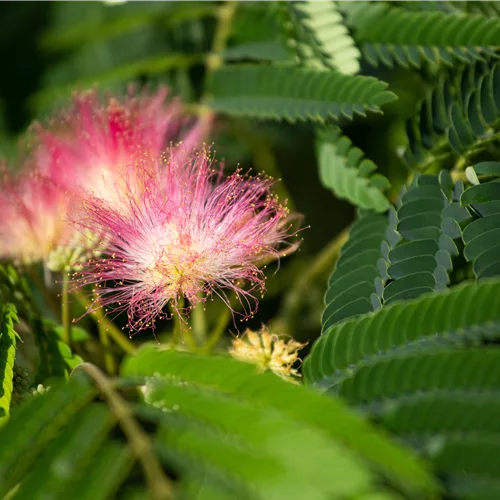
0, 87, 206, 264
0, 86, 300, 333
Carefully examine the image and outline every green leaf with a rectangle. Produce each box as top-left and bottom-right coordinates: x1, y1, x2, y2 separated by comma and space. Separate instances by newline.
15, 404, 115, 500
0, 304, 18, 427
286, 1, 361, 74
317, 126, 391, 212
123, 347, 439, 495
337, 349, 500, 495
403, 60, 500, 169
223, 41, 290, 62
303, 279, 500, 390
383, 174, 468, 303
35, 320, 84, 384
322, 213, 394, 330
343, 2, 500, 68
151, 379, 377, 500
0, 375, 94, 495
206, 65, 397, 122
63, 442, 133, 500
461, 166, 500, 279
51, 322, 91, 342
32, 53, 203, 112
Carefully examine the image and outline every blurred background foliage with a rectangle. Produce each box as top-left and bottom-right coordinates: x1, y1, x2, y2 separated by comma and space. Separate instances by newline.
0, 0, 423, 348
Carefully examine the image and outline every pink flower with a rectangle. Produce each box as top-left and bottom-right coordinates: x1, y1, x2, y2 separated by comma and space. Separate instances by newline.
73, 149, 301, 332
32, 86, 210, 207
0, 166, 73, 264
0, 86, 210, 267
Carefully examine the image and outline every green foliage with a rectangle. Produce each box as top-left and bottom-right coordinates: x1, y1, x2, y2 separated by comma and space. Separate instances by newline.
0, 266, 82, 385
0, 375, 134, 500
284, 1, 361, 74
304, 277, 500, 498
305, 279, 500, 387
0, 351, 438, 500
403, 59, 500, 169
322, 171, 471, 332
384, 172, 469, 302
123, 347, 437, 495
34, 320, 83, 383
206, 65, 397, 122
343, 2, 499, 68
317, 127, 391, 212
0, 304, 19, 426
322, 212, 396, 330
460, 161, 500, 279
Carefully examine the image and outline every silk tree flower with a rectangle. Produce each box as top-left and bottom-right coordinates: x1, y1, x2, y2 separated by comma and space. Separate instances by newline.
32, 86, 210, 208
72, 150, 301, 333
0, 168, 72, 265
0, 87, 209, 269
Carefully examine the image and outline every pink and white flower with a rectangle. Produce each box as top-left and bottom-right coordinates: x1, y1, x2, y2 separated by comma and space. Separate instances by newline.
73, 149, 300, 332
0, 87, 209, 267
0, 167, 73, 264
32, 86, 209, 208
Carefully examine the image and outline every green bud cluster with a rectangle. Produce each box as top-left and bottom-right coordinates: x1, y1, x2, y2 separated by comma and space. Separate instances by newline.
12, 365, 31, 395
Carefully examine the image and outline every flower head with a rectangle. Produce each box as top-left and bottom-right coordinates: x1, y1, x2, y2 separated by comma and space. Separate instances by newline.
229, 326, 306, 380
0, 167, 73, 264
32, 86, 209, 207
73, 149, 301, 332
0, 87, 209, 268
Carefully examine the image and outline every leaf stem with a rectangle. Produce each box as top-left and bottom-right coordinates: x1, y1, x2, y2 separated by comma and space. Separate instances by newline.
61, 272, 72, 345
73, 363, 174, 500
74, 291, 136, 355
204, 306, 232, 353
98, 322, 117, 374
191, 298, 207, 345
205, 1, 237, 73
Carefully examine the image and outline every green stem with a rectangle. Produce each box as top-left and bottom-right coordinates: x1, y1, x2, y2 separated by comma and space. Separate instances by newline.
61, 272, 72, 345
191, 298, 207, 345
171, 299, 182, 346
204, 306, 232, 353
171, 297, 197, 351
205, 1, 237, 74
98, 322, 117, 375
74, 291, 136, 355
73, 363, 174, 500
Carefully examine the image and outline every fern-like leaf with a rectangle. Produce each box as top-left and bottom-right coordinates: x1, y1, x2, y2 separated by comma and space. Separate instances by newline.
461, 161, 500, 279
303, 279, 500, 389
337, 349, 500, 498
343, 2, 500, 68
322, 212, 397, 331
14, 404, 115, 499
206, 65, 397, 122
317, 126, 391, 213
123, 347, 438, 495
286, 1, 361, 74
383, 173, 469, 303
404, 59, 500, 169
0, 376, 94, 495
0, 304, 19, 427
